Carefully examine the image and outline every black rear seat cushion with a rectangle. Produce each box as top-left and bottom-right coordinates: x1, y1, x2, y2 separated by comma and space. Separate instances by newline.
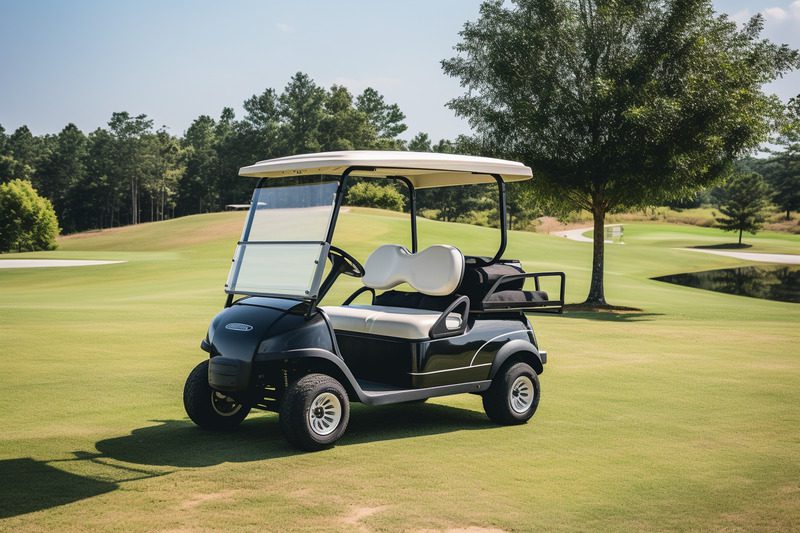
484, 289, 549, 304
462, 263, 552, 309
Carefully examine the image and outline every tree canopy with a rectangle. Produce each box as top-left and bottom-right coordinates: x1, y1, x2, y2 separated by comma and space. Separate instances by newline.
442, 0, 799, 305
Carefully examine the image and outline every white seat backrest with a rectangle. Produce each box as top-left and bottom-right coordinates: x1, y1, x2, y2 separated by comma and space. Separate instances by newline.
362, 244, 464, 296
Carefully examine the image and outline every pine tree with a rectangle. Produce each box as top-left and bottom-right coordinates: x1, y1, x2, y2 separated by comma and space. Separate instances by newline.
716, 173, 771, 245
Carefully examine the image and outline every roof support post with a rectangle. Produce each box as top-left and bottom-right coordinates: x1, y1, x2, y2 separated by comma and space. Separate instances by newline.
490, 174, 507, 264
325, 166, 375, 244
392, 176, 417, 253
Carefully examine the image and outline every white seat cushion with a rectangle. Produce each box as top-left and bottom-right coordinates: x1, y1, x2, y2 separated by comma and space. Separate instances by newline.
362, 244, 464, 296
321, 305, 462, 340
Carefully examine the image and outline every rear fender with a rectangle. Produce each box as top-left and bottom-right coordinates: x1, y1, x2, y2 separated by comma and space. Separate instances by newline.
490, 339, 544, 377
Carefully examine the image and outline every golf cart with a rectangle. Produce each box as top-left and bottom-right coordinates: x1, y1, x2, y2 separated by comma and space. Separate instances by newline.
183, 151, 565, 451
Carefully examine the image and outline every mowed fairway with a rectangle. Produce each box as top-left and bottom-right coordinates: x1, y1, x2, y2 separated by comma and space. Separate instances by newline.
1, 209, 799, 532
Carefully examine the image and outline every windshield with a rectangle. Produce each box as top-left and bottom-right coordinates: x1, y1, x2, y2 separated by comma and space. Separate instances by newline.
225, 177, 340, 299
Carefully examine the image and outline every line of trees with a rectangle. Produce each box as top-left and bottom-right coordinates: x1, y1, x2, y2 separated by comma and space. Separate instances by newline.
0, 72, 411, 234
0, 68, 543, 241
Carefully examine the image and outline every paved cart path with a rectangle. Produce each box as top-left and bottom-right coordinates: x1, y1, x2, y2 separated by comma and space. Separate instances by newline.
551, 225, 621, 244
0, 260, 126, 268
552, 226, 799, 265
680, 248, 800, 265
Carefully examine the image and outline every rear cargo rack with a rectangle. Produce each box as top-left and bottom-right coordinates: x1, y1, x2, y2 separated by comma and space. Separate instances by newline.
480, 271, 565, 314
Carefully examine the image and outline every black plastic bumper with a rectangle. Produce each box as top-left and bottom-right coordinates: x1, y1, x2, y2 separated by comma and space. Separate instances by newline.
208, 356, 250, 392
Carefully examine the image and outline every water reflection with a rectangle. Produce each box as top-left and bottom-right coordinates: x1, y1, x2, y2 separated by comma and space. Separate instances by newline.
653, 265, 800, 303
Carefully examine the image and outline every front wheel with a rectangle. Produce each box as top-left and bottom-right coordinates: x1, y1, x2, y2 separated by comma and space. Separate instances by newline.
482, 362, 540, 425
183, 360, 250, 430
279, 374, 350, 451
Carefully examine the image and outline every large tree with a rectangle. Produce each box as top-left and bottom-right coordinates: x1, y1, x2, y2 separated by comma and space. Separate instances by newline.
442, 0, 799, 305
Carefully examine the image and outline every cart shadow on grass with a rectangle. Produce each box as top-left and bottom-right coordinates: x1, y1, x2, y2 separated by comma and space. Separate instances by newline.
94, 401, 493, 467
1, 402, 490, 519
0, 456, 161, 520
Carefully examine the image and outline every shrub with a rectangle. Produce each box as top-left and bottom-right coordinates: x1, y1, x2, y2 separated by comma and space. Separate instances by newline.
346, 182, 404, 211
0, 179, 60, 253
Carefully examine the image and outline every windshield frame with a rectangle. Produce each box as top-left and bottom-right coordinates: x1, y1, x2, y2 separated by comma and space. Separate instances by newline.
225, 168, 509, 307
224, 174, 347, 303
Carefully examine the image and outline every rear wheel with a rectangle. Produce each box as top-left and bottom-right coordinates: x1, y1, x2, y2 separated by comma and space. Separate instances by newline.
279, 373, 350, 451
482, 362, 540, 425
184, 360, 250, 430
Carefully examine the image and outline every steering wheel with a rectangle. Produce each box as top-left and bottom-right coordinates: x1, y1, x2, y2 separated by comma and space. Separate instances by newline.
328, 245, 365, 278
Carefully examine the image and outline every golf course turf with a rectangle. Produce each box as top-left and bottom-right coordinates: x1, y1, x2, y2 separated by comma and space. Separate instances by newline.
1, 208, 798, 531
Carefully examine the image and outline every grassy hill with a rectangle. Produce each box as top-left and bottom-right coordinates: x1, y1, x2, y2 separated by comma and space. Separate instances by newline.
1, 209, 798, 531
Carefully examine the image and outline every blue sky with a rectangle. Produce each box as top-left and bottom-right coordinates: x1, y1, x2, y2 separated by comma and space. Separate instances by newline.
1, 0, 798, 141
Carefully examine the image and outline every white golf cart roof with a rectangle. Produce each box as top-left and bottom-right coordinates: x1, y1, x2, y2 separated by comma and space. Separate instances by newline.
238, 150, 532, 188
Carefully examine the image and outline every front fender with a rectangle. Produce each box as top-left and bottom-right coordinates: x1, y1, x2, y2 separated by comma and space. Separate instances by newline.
256, 348, 368, 403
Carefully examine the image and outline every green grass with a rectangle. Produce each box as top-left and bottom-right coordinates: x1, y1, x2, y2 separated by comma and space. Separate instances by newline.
1, 208, 799, 532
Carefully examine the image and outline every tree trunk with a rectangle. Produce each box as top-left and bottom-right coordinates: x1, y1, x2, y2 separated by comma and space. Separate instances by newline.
130, 178, 135, 225
584, 205, 607, 306
738, 228, 743, 245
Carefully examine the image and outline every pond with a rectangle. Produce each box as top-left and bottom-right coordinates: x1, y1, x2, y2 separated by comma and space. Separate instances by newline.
653, 265, 800, 304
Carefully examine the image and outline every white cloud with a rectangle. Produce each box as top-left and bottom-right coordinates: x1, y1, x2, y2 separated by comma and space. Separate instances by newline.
732, 1, 800, 25
760, 1, 800, 22
763, 6, 789, 21
275, 23, 293, 33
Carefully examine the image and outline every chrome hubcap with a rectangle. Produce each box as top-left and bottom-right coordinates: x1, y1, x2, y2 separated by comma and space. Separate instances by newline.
509, 376, 534, 414
211, 391, 242, 417
308, 392, 342, 436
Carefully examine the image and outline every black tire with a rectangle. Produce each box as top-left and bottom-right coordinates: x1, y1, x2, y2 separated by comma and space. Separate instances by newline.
482, 362, 540, 425
183, 360, 250, 430
279, 373, 350, 451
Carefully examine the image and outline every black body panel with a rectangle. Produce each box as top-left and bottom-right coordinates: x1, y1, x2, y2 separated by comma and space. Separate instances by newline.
331, 314, 538, 389
205, 296, 543, 407
336, 334, 414, 388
